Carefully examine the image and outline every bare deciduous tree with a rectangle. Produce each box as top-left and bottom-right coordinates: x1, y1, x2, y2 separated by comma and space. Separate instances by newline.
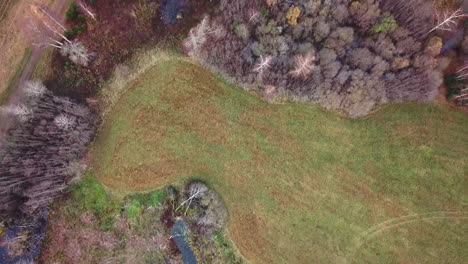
65, 160, 87, 184
453, 87, 468, 106
456, 64, 468, 80
176, 182, 208, 213
0, 104, 33, 123
60, 41, 91, 66
28, 5, 91, 66
428, 9, 468, 34
79, 0, 97, 21
253, 55, 273, 75
248, 9, 260, 24
290, 53, 316, 78
264, 0, 277, 7
28, 18, 69, 49
24, 80, 47, 98
183, 16, 223, 56
54, 114, 76, 131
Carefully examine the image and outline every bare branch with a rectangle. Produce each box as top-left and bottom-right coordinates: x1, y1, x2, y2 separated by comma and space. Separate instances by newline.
428, 9, 468, 34
456, 64, 468, 80
253, 55, 273, 75
79, 0, 97, 21
35, 4, 66, 31
248, 9, 260, 24
289, 53, 316, 78
176, 183, 208, 212
24, 80, 47, 98
183, 16, 223, 56
60, 41, 91, 66
54, 114, 76, 131
0, 104, 33, 123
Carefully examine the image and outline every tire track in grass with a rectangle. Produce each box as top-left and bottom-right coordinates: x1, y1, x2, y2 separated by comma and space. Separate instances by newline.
346, 211, 468, 261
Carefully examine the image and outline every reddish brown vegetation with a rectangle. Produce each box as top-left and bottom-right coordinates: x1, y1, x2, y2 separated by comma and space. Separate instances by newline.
46, 0, 219, 98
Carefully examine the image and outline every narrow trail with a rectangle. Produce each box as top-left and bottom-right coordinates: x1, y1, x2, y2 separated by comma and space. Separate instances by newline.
0, 0, 69, 136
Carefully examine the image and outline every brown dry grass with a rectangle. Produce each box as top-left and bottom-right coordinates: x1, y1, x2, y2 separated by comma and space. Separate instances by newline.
0, 0, 32, 96
0, 0, 65, 101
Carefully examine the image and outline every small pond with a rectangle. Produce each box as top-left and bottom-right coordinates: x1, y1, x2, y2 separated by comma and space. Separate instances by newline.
0, 208, 48, 264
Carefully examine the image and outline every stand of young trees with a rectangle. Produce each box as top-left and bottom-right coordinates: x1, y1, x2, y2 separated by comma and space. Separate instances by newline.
184, 0, 466, 117
0, 81, 96, 221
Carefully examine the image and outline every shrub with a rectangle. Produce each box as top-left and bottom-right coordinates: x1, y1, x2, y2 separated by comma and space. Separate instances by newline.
444, 74, 465, 99
148, 190, 166, 207
72, 173, 109, 215
71, 174, 119, 230
372, 13, 398, 34
126, 200, 143, 222
66, 2, 80, 20
135, 0, 159, 25
77, 14, 86, 23
260, 6, 267, 17
73, 24, 87, 35
64, 30, 74, 39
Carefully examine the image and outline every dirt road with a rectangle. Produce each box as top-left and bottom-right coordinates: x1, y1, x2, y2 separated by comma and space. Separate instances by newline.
0, 0, 69, 135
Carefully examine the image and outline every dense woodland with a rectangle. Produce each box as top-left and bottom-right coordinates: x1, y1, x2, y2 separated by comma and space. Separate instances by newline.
0, 81, 95, 220
184, 0, 467, 116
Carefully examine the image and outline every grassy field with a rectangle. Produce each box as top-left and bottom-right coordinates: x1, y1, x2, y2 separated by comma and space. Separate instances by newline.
32, 48, 54, 81
93, 58, 468, 264
0, 47, 31, 104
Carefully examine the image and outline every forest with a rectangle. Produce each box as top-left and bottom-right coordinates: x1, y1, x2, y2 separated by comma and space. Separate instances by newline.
185, 0, 467, 117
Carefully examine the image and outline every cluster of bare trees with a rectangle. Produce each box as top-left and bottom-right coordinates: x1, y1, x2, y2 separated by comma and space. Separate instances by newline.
456, 64, 468, 81
454, 64, 468, 106
0, 80, 95, 219
183, 16, 224, 57
28, 3, 92, 66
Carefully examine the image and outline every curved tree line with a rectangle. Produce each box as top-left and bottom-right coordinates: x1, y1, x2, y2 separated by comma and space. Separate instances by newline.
184, 0, 467, 117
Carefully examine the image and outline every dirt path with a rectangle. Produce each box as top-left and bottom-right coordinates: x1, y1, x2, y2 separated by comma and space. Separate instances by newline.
0, 0, 69, 135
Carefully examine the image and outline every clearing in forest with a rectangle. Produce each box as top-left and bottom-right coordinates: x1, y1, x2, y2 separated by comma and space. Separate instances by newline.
93, 57, 468, 264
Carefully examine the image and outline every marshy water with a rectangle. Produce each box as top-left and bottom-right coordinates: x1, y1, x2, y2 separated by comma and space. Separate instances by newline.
171, 219, 197, 264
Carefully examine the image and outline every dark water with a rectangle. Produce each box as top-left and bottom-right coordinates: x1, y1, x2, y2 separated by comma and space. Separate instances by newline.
161, 0, 184, 25
171, 219, 197, 264
441, 31, 464, 54
0, 208, 48, 264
